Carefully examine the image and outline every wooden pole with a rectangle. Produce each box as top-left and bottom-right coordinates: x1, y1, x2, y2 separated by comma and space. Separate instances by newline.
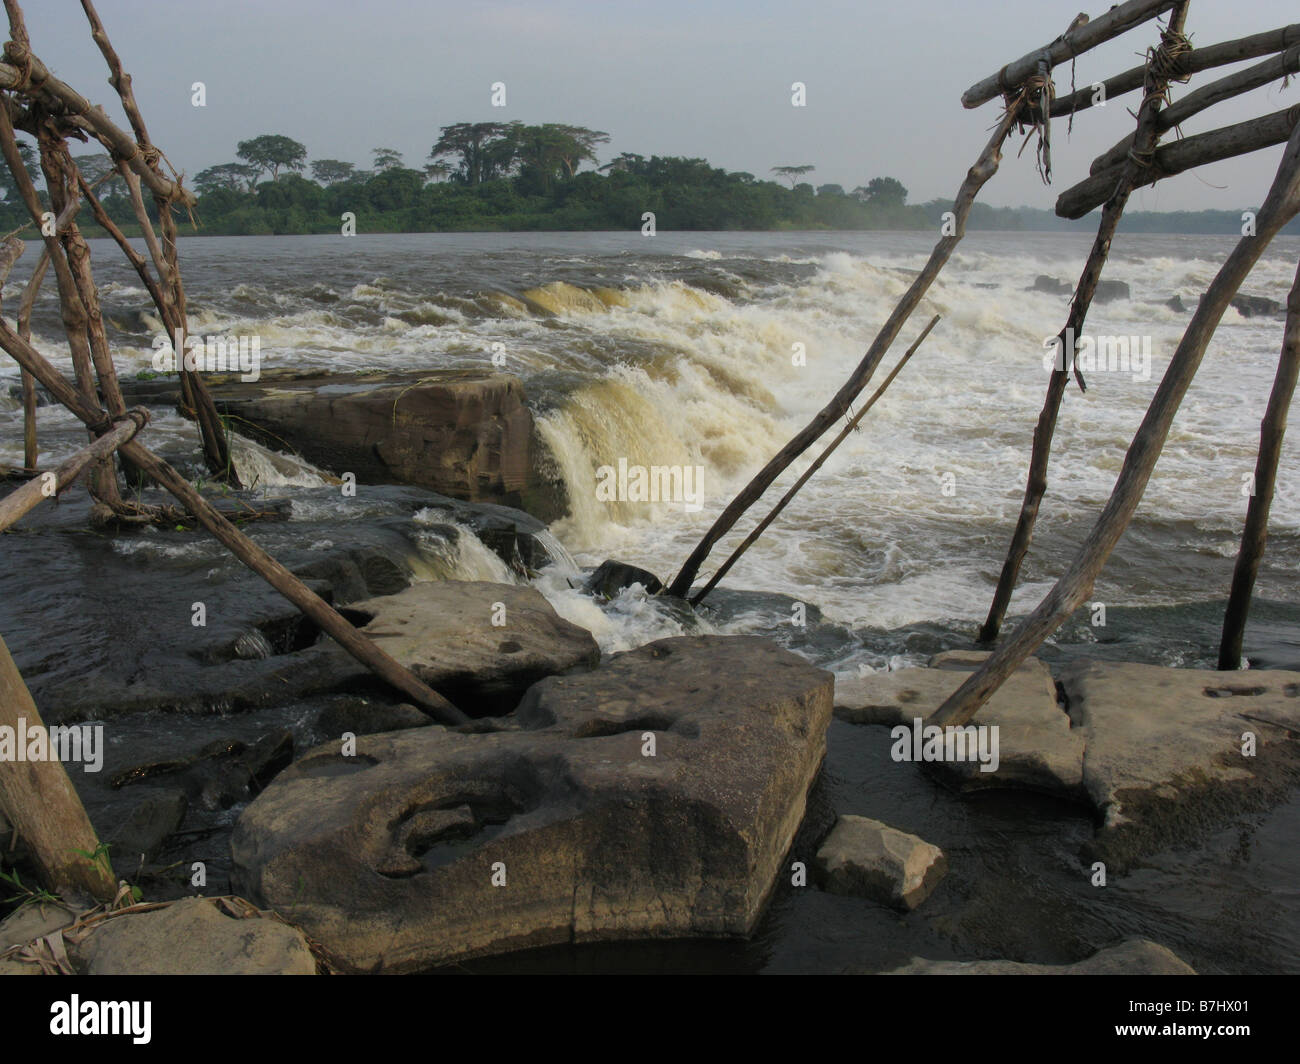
665, 103, 1025, 599
78, 0, 238, 486
1218, 259, 1300, 670
962, 0, 1178, 109
929, 121, 1300, 729
0, 412, 145, 533
0, 319, 468, 725
980, 5, 1189, 644
1052, 23, 1300, 118
0, 634, 118, 902
1058, 103, 1300, 219
1090, 45, 1300, 176
691, 315, 939, 607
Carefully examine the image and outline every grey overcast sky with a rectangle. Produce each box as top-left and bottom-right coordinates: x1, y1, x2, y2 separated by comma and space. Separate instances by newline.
26, 0, 1297, 211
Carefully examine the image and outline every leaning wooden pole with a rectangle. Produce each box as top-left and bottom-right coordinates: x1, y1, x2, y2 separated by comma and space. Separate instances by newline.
1218, 259, 1300, 670
979, 6, 1190, 644
0, 411, 145, 533
691, 315, 939, 607
0, 634, 118, 902
0, 305, 468, 725
929, 120, 1300, 729
665, 103, 1025, 599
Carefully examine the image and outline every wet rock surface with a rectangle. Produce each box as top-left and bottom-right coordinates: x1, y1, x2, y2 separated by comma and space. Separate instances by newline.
885, 937, 1195, 975
340, 580, 601, 716
231, 635, 834, 972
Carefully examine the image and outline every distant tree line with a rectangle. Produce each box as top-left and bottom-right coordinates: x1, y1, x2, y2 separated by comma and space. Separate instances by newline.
0, 123, 1292, 236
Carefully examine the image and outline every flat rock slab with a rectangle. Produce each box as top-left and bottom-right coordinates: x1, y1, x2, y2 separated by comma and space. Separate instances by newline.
835, 654, 1084, 797
72, 898, 317, 975
1061, 661, 1300, 870
232, 635, 833, 972
342, 580, 600, 716
0, 902, 78, 951
815, 815, 946, 910
885, 938, 1195, 975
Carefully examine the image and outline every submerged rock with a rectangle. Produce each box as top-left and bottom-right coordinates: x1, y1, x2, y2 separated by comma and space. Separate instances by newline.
339, 580, 600, 716
72, 898, 316, 975
231, 635, 834, 972
815, 815, 947, 910
885, 938, 1195, 975
109, 790, 188, 872
1231, 294, 1284, 318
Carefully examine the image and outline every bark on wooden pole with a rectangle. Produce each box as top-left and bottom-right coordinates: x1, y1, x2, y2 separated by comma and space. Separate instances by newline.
980, 5, 1189, 644
962, 0, 1178, 109
1091, 45, 1300, 176
1052, 23, 1300, 118
1218, 259, 1300, 670
1058, 104, 1300, 219
929, 121, 1300, 729
666, 104, 1025, 599
691, 315, 939, 607
0, 634, 118, 902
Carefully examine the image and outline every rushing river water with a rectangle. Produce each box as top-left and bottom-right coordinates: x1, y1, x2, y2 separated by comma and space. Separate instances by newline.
2, 230, 1298, 972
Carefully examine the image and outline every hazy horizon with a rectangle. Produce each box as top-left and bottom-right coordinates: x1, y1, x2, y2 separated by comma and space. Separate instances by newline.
22, 1, 1300, 215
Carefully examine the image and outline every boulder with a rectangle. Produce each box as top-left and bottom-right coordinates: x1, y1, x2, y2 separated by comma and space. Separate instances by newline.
72, 898, 316, 975
584, 559, 664, 598
834, 655, 1085, 797
231, 635, 834, 972
815, 815, 947, 910
885, 938, 1195, 974
1060, 661, 1300, 870
339, 580, 600, 716
123, 369, 564, 520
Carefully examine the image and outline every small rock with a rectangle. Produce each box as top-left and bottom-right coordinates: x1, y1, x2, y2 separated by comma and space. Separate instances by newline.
1165, 294, 1187, 313
584, 560, 664, 598
73, 897, 317, 975
110, 790, 188, 869
885, 938, 1195, 974
815, 815, 947, 910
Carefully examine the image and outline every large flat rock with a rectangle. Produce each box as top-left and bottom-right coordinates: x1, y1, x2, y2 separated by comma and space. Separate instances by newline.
231, 635, 834, 972
885, 938, 1195, 975
835, 654, 1084, 797
1061, 661, 1300, 870
340, 580, 600, 715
